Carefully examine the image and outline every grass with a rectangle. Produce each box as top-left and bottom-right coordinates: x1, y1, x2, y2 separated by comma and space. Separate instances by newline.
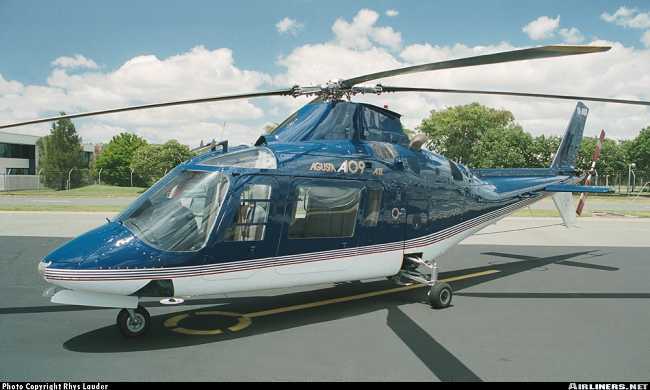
0, 205, 124, 212
0, 184, 146, 197
579, 194, 650, 202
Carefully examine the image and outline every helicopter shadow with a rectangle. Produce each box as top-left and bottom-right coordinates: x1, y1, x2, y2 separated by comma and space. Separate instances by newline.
59, 248, 645, 381
63, 284, 486, 381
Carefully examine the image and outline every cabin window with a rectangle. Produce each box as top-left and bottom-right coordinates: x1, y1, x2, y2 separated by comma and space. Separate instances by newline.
288, 185, 361, 239
363, 189, 383, 226
224, 184, 272, 241
449, 161, 464, 181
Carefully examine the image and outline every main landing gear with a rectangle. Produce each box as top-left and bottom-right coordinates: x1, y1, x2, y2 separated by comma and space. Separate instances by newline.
391, 256, 453, 309
117, 305, 151, 337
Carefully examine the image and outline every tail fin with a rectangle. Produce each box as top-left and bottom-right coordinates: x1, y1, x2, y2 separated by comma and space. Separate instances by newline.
552, 192, 578, 227
551, 102, 588, 169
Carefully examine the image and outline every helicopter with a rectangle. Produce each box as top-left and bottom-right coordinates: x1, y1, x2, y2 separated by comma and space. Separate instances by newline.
2, 45, 649, 337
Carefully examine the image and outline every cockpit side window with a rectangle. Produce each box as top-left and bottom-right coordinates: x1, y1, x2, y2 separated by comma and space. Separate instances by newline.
223, 184, 272, 241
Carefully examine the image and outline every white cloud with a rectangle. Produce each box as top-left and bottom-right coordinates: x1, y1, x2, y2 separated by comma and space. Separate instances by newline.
601, 6, 636, 24
276, 17, 303, 36
559, 27, 585, 44
522, 16, 585, 45
602, 6, 650, 51
332, 9, 402, 50
386, 9, 399, 17
642, 31, 650, 48
522, 15, 560, 40
0, 74, 23, 95
1, 46, 272, 146
601, 6, 650, 29
51, 54, 99, 70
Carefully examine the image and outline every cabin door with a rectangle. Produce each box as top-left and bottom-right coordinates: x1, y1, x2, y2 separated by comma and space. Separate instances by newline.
209, 174, 282, 263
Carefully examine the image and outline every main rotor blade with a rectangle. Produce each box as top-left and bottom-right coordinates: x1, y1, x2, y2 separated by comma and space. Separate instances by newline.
341, 45, 610, 88
0, 88, 294, 129
381, 86, 650, 106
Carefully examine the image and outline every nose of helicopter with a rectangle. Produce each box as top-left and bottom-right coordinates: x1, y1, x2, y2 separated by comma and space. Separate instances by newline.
38, 220, 156, 277
37, 220, 174, 298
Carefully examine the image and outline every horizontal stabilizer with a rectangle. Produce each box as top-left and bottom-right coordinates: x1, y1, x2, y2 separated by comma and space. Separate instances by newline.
544, 184, 612, 193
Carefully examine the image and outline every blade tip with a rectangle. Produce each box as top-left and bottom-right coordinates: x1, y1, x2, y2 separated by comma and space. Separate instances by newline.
544, 45, 611, 53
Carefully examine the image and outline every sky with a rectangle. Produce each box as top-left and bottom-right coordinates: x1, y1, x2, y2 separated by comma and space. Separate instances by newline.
1, 0, 649, 147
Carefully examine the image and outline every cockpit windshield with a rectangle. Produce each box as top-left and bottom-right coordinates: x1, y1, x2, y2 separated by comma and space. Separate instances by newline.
121, 170, 229, 252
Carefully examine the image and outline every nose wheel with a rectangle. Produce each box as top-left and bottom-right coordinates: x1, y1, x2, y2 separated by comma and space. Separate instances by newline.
117, 305, 150, 337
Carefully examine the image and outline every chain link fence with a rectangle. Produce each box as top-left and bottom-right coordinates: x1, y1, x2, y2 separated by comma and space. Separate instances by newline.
591, 169, 650, 195
0, 167, 172, 192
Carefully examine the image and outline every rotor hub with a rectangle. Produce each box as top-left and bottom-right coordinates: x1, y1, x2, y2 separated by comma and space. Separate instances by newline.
291, 82, 383, 101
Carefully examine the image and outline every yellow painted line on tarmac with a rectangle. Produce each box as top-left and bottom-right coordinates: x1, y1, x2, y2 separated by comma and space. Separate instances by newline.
245, 269, 499, 319
173, 327, 223, 336
163, 313, 189, 328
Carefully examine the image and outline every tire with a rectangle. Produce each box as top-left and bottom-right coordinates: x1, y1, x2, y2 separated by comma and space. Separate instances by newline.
428, 282, 452, 309
117, 306, 150, 338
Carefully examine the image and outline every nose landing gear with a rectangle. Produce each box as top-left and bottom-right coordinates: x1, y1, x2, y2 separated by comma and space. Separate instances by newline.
117, 305, 151, 337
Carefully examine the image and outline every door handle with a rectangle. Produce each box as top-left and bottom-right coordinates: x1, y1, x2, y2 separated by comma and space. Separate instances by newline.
341, 242, 348, 248
249, 245, 256, 253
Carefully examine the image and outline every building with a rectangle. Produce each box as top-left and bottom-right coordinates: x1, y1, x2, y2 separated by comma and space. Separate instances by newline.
0, 130, 97, 191
0, 131, 40, 175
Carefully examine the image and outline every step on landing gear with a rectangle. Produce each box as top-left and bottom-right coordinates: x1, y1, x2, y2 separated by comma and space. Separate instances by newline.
394, 255, 453, 309
117, 305, 150, 337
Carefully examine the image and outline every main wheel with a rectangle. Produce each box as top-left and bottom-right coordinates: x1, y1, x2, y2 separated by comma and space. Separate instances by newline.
428, 282, 452, 309
117, 306, 150, 337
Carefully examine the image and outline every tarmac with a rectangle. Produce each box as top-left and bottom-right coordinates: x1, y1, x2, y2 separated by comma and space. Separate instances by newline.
0, 214, 649, 381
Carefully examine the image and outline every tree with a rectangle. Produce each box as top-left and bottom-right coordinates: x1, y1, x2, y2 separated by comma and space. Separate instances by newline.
417, 103, 518, 166
472, 126, 533, 168
577, 137, 628, 177
626, 127, 650, 172
95, 133, 148, 186
130, 140, 194, 186
36, 115, 84, 190
529, 135, 561, 167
